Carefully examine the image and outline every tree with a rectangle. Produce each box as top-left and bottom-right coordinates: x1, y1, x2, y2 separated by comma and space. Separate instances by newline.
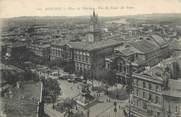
42, 78, 61, 103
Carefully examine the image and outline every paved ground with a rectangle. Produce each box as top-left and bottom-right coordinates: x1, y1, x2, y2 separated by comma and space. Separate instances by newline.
44, 104, 64, 117
45, 79, 128, 117
57, 79, 81, 100
91, 100, 128, 117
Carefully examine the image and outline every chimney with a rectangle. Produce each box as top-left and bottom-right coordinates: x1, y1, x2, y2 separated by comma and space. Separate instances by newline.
171, 62, 180, 79
16, 81, 20, 88
93, 10, 96, 17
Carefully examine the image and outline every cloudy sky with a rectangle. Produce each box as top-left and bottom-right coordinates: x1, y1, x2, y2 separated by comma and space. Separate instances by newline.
0, 0, 181, 18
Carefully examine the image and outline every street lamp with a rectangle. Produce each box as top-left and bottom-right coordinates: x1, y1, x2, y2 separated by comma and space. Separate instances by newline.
127, 60, 133, 117
5, 52, 11, 62
114, 101, 117, 117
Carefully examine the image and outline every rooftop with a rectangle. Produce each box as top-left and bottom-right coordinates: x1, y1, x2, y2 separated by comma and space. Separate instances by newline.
130, 39, 160, 54
8, 42, 26, 48
0, 63, 25, 73
142, 66, 165, 81
149, 34, 168, 47
119, 46, 143, 56
52, 39, 124, 51
30, 43, 50, 48
163, 79, 181, 98
170, 39, 181, 51
139, 56, 181, 82
105, 54, 119, 62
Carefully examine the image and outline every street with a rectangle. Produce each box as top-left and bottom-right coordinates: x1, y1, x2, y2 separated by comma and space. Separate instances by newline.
45, 78, 128, 117
58, 80, 81, 100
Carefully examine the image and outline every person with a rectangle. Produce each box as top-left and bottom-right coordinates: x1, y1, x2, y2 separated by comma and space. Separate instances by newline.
123, 109, 127, 117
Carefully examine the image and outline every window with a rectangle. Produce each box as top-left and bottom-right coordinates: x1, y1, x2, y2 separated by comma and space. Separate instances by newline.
133, 79, 136, 85
84, 56, 86, 62
119, 63, 122, 72
59, 51, 61, 56
123, 66, 126, 72
81, 55, 84, 61
157, 112, 160, 117
107, 63, 110, 69
149, 94, 152, 101
143, 81, 146, 88
156, 85, 159, 91
86, 57, 88, 62
143, 92, 145, 98
87, 65, 90, 70
85, 65, 87, 69
137, 100, 139, 106
155, 96, 159, 104
136, 80, 139, 86
83, 52, 85, 56
125, 45, 130, 48
143, 102, 147, 109
136, 89, 138, 96
149, 83, 152, 90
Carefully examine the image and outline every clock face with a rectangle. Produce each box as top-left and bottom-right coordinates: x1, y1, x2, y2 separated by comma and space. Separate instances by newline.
88, 33, 94, 42
90, 25, 94, 32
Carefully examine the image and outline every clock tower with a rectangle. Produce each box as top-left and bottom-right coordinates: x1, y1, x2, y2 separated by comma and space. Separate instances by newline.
87, 11, 101, 42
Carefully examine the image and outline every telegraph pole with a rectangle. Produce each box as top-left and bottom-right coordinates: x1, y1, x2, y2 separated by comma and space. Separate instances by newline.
114, 101, 117, 117
128, 60, 133, 117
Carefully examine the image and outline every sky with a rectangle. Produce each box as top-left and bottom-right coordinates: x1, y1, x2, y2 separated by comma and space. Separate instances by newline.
0, 0, 181, 18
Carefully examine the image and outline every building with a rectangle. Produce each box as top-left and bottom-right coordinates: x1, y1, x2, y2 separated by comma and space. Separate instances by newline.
51, 39, 124, 78
130, 67, 165, 117
28, 44, 50, 63
50, 11, 125, 78
86, 10, 102, 43
163, 79, 181, 117
50, 41, 73, 62
105, 34, 171, 84
129, 57, 181, 117
0, 42, 30, 66
169, 39, 181, 57
5, 42, 27, 59
120, 27, 142, 39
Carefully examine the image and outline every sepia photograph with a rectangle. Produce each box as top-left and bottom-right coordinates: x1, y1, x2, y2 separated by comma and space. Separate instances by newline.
0, 0, 181, 117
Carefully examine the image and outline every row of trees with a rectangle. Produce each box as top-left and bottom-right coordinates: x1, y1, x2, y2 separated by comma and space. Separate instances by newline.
42, 78, 61, 103
2, 69, 39, 85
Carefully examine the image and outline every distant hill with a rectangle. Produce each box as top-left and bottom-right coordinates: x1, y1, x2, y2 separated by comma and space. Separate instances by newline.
126, 13, 181, 25
1, 13, 181, 27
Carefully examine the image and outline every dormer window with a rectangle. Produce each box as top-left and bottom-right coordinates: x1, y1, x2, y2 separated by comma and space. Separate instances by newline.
125, 45, 130, 48
146, 38, 151, 40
